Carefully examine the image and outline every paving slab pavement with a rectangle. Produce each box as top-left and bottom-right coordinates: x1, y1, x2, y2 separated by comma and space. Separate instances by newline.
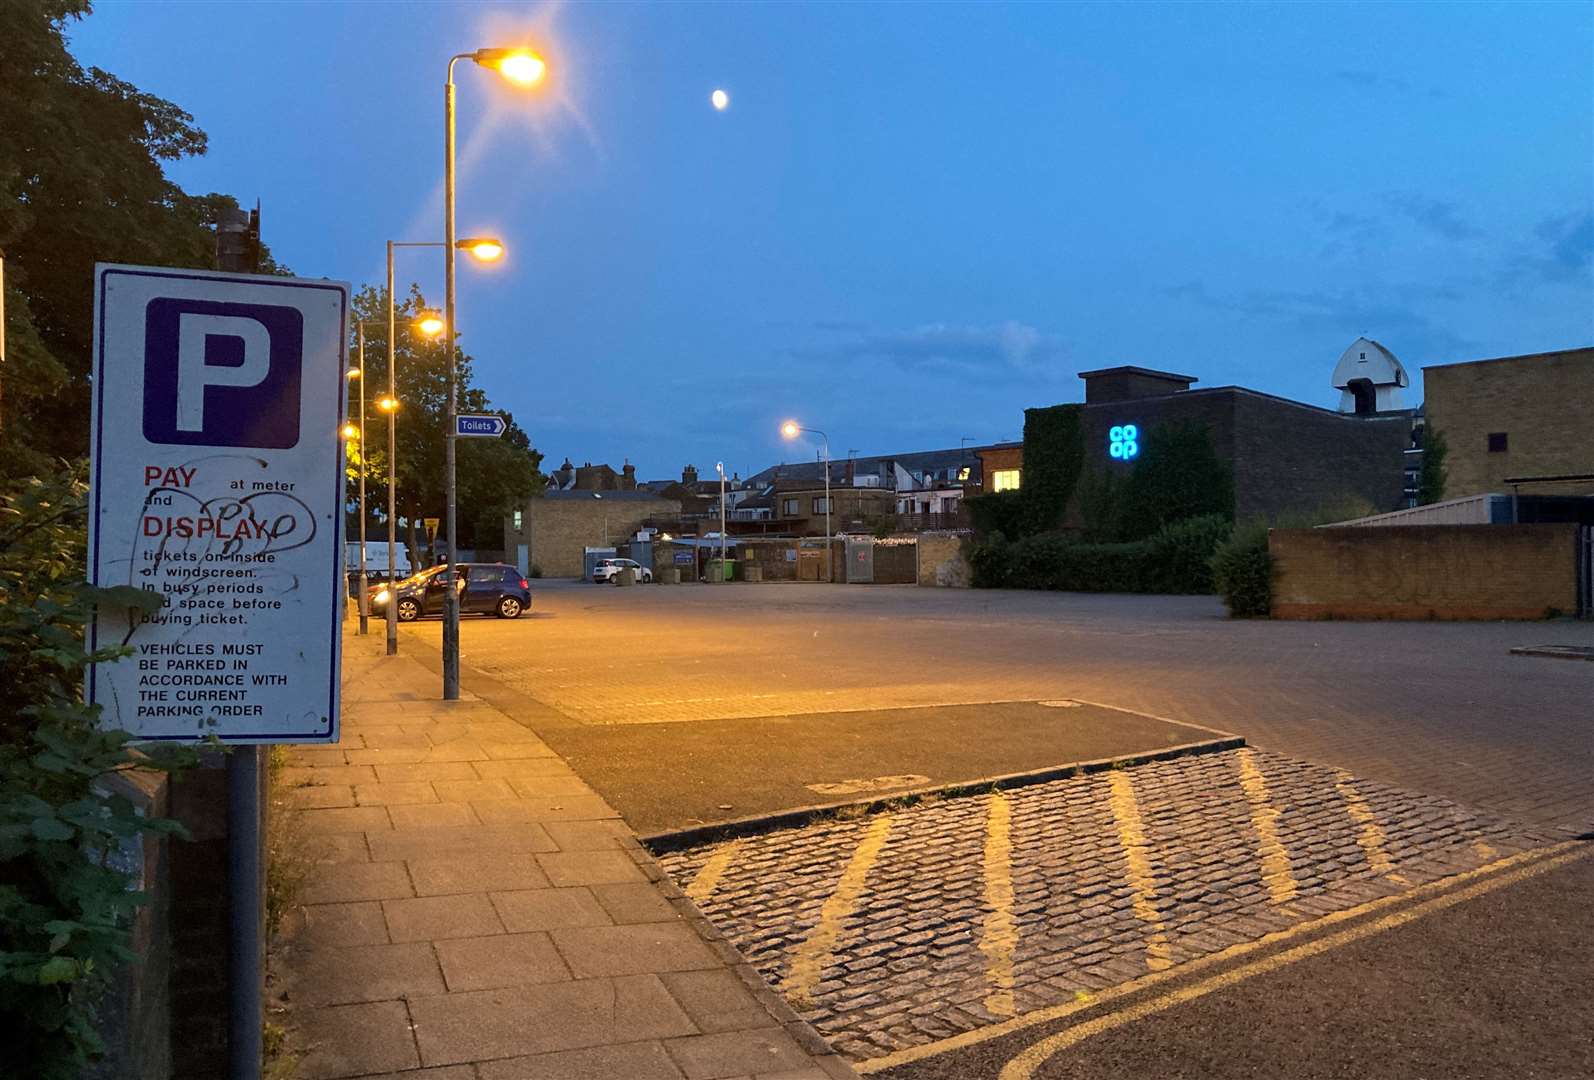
274, 626, 858, 1080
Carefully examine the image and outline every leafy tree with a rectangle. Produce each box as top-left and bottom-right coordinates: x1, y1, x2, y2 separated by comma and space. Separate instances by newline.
0, 2, 282, 472
1418, 428, 1447, 505
347, 286, 542, 560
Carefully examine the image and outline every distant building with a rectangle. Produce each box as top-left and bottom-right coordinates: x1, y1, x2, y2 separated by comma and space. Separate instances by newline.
504, 490, 680, 578
1423, 346, 1594, 500
992, 348, 1417, 524
545, 458, 639, 492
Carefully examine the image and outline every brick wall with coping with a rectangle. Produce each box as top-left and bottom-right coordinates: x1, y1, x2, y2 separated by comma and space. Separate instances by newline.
1270, 523, 1581, 620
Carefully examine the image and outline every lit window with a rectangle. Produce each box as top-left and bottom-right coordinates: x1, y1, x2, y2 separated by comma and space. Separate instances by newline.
992, 469, 1021, 492
512, 509, 523, 531
957, 466, 970, 481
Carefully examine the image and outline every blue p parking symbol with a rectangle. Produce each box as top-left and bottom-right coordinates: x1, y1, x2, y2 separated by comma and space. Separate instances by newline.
141, 298, 304, 449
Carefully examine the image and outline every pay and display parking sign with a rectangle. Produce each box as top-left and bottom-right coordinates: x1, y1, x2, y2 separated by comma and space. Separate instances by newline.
88, 265, 349, 743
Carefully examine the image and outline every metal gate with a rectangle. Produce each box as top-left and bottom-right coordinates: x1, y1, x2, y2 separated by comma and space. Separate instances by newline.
846, 538, 874, 583
1580, 527, 1593, 618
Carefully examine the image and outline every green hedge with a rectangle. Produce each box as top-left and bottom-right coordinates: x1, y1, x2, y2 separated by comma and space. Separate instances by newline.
969, 514, 1232, 594
0, 468, 188, 1078
1211, 520, 1273, 616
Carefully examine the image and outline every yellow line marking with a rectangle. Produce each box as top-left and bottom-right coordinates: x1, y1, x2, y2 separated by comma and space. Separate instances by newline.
1474, 839, 1499, 861
855, 842, 1578, 1073
1334, 770, 1409, 885
1106, 771, 1173, 971
1235, 748, 1299, 904
999, 842, 1592, 1080
684, 840, 742, 904
980, 792, 1018, 1016
784, 814, 894, 1004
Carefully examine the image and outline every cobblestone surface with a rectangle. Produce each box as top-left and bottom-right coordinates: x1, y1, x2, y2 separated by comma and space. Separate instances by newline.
657, 750, 1552, 1064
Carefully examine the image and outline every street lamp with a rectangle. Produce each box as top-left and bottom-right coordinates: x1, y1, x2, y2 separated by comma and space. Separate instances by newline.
715, 462, 727, 583
380, 243, 498, 657
439, 46, 545, 700
780, 421, 831, 582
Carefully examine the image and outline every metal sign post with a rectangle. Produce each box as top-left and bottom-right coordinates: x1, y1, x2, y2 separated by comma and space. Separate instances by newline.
87, 264, 348, 1079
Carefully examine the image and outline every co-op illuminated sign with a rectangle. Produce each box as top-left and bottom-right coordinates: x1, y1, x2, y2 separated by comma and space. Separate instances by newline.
1108, 424, 1140, 460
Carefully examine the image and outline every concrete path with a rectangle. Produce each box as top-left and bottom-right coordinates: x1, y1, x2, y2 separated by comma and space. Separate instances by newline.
274, 626, 856, 1080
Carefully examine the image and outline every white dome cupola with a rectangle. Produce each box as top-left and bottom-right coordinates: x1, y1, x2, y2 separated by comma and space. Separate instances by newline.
1333, 337, 1408, 414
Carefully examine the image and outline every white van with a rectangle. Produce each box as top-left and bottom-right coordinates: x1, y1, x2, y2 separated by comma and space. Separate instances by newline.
344, 541, 412, 581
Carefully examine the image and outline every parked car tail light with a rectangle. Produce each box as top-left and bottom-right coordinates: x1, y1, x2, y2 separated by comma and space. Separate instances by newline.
519, 578, 529, 590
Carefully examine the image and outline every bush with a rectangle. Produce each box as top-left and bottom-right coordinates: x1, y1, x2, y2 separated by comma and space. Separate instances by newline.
966, 514, 1231, 594
0, 467, 187, 1078
965, 491, 1028, 539
1211, 520, 1273, 616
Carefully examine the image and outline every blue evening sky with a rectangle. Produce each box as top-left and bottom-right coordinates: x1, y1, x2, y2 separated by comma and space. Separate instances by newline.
71, 1, 1591, 480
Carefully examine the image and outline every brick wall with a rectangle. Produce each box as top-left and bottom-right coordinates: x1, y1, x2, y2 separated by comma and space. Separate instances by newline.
916, 532, 970, 586
1270, 524, 1580, 620
1424, 347, 1594, 499
505, 496, 681, 578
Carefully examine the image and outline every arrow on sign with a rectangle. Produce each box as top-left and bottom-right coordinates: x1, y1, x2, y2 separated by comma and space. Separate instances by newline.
455, 414, 506, 438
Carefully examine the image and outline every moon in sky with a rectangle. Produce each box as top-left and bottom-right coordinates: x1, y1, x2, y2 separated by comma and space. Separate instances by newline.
711, 88, 729, 111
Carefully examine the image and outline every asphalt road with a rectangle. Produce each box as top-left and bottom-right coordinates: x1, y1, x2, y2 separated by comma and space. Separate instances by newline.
394, 582, 1594, 1079
878, 844, 1594, 1080
406, 580, 1594, 834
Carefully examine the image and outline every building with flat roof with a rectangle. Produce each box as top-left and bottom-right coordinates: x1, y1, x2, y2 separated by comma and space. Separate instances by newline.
1423, 346, 1594, 500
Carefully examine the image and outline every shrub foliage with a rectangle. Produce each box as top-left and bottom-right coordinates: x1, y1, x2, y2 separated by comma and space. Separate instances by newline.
1211, 520, 1274, 617
968, 514, 1232, 594
0, 467, 186, 1078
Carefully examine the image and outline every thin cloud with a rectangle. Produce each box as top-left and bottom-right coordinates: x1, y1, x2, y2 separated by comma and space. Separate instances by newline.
1387, 194, 1476, 241
792, 321, 1069, 375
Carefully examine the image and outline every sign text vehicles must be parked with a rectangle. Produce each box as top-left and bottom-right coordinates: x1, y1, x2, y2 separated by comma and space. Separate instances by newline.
456, 413, 506, 437
88, 265, 349, 744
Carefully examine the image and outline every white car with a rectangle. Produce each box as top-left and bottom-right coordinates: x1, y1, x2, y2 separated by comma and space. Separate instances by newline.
591, 557, 653, 584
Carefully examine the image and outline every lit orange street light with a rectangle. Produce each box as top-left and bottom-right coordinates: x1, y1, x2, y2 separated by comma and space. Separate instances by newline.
417, 312, 445, 337
435, 46, 545, 699
377, 396, 400, 412
341, 423, 358, 440
780, 420, 832, 582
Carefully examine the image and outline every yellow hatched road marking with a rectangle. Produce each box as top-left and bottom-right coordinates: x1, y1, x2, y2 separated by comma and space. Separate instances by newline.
684, 840, 743, 904
784, 814, 894, 1003
1334, 770, 1408, 885
980, 792, 1018, 1016
856, 842, 1579, 1074
1235, 749, 1299, 904
998, 842, 1591, 1079
1106, 771, 1173, 971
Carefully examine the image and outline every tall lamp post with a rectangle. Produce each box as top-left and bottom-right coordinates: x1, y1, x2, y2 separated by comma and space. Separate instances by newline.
381, 239, 500, 657
715, 462, 727, 582
441, 46, 545, 699
345, 335, 367, 634
781, 421, 831, 582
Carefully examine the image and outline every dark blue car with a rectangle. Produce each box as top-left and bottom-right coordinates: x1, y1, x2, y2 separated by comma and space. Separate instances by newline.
370, 562, 531, 621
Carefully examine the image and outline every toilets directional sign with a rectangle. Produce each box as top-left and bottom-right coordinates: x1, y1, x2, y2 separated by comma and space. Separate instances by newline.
456, 414, 506, 438
87, 265, 349, 743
